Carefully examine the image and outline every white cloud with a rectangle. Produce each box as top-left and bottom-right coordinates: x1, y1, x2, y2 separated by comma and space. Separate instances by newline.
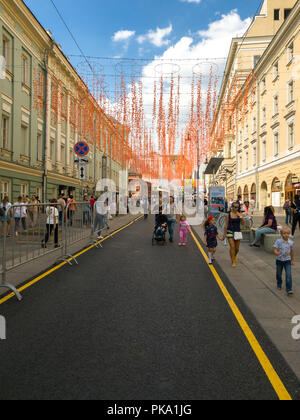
138, 10, 252, 142
112, 30, 136, 42
107, 10, 252, 154
137, 25, 173, 48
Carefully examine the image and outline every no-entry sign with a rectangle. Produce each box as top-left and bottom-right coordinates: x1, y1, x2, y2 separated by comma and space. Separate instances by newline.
74, 141, 89, 157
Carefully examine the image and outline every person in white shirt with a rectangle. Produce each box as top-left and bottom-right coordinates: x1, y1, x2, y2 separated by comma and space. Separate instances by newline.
91, 199, 104, 240
13, 196, 27, 237
42, 199, 59, 248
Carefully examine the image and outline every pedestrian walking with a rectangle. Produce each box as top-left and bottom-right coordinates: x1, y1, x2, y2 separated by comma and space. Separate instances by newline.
283, 199, 292, 225
0, 197, 12, 237
67, 195, 76, 226
28, 195, 39, 227
82, 195, 91, 226
142, 196, 149, 220
204, 215, 222, 265
91, 199, 104, 240
249, 198, 255, 216
291, 195, 300, 238
250, 206, 278, 247
178, 215, 191, 247
13, 196, 27, 237
274, 226, 294, 296
204, 197, 209, 219
224, 202, 245, 267
167, 196, 178, 243
103, 200, 110, 230
57, 195, 66, 226
42, 199, 59, 249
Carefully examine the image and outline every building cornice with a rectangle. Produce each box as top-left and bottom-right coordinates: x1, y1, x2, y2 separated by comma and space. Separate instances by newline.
0, 160, 43, 177
254, 1, 300, 77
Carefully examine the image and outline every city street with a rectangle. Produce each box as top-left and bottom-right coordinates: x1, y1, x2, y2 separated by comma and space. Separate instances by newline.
0, 217, 299, 400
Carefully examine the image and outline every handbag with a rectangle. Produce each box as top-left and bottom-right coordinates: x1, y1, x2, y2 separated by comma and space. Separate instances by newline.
234, 231, 243, 241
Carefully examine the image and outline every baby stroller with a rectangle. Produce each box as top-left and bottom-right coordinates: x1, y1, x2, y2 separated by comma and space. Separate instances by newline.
152, 212, 168, 246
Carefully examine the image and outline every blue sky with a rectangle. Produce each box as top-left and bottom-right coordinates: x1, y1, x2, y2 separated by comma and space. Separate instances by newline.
23, 0, 259, 128
23, 0, 259, 61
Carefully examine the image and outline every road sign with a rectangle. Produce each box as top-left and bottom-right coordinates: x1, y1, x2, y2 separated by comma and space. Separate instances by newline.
79, 164, 86, 181
74, 157, 89, 164
74, 141, 89, 157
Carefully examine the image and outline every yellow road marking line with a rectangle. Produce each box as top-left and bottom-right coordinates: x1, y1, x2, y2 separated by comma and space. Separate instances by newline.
191, 230, 292, 401
0, 216, 143, 306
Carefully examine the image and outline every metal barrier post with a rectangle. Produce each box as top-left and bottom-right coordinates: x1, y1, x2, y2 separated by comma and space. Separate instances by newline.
57, 202, 78, 265
0, 211, 22, 301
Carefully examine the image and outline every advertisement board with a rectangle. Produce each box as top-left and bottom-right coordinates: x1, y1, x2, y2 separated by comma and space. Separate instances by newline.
209, 186, 225, 213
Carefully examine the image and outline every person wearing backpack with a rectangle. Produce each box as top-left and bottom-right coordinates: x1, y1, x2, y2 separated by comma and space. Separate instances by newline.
283, 199, 292, 225
291, 195, 300, 238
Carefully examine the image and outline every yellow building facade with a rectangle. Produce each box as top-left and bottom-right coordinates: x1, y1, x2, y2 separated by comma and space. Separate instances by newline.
212, 0, 300, 210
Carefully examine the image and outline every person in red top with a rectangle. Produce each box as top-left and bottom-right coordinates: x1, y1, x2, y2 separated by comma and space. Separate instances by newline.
89, 195, 96, 208
89, 195, 96, 219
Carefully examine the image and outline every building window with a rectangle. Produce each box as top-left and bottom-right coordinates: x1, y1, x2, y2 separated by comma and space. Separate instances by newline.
253, 146, 257, 167
69, 149, 74, 169
2, 36, 9, 67
288, 122, 294, 149
239, 155, 242, 173
262, 107, 266, 125
37, 133, 43, 161
228, 141, 232, 159
253, 55, 261, 68
273, 61, 279, 80
2, 115, 9, 149
261, 77, 266, 94
262, 137, 267, 162
245, 152, 249, 171
50, 140, 55, 164
274, 132, 279, 157
274, 9, 280, 21
22, 54, 29, 86
36, 186, 42, 202
273, 95, 279, 115
20, 184, 28, 198
288, 80, 294, 103
239, 130, 242, 145
252, 116, 257, 133
245, 124, 249, 140
21, 125, 29, 156
61, 145, 65, 167
284, 9, 292, 20
287, 42, 294, 63
0, 180, 10, 201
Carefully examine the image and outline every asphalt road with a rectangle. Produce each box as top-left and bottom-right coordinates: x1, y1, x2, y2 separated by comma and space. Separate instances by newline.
0, 217, 299, 400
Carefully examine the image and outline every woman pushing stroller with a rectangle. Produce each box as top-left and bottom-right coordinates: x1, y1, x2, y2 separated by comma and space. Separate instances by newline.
153, 207, 168, 244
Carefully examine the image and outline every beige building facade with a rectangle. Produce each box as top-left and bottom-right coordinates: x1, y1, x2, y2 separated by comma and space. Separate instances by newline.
211, 0, 300, 211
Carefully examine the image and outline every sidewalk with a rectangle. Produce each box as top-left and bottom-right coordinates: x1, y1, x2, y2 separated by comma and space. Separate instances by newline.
0, 213, 138, 299
193, 215, 300, 381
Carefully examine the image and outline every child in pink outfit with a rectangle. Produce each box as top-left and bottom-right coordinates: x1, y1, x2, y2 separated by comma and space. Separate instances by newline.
179, 215, 191, 246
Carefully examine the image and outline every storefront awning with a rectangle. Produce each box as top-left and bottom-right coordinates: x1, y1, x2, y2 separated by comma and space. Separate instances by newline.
204, 158, 224, 175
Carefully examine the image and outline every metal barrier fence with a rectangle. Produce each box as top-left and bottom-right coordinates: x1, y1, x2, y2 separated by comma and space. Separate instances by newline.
0, 202, 108, 301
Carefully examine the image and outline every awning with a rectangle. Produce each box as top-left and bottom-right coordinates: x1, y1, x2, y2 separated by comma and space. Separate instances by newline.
204, 158, 224, 175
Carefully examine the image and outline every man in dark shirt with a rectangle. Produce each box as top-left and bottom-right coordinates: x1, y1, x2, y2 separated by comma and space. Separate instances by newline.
291, 195, 300, 237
